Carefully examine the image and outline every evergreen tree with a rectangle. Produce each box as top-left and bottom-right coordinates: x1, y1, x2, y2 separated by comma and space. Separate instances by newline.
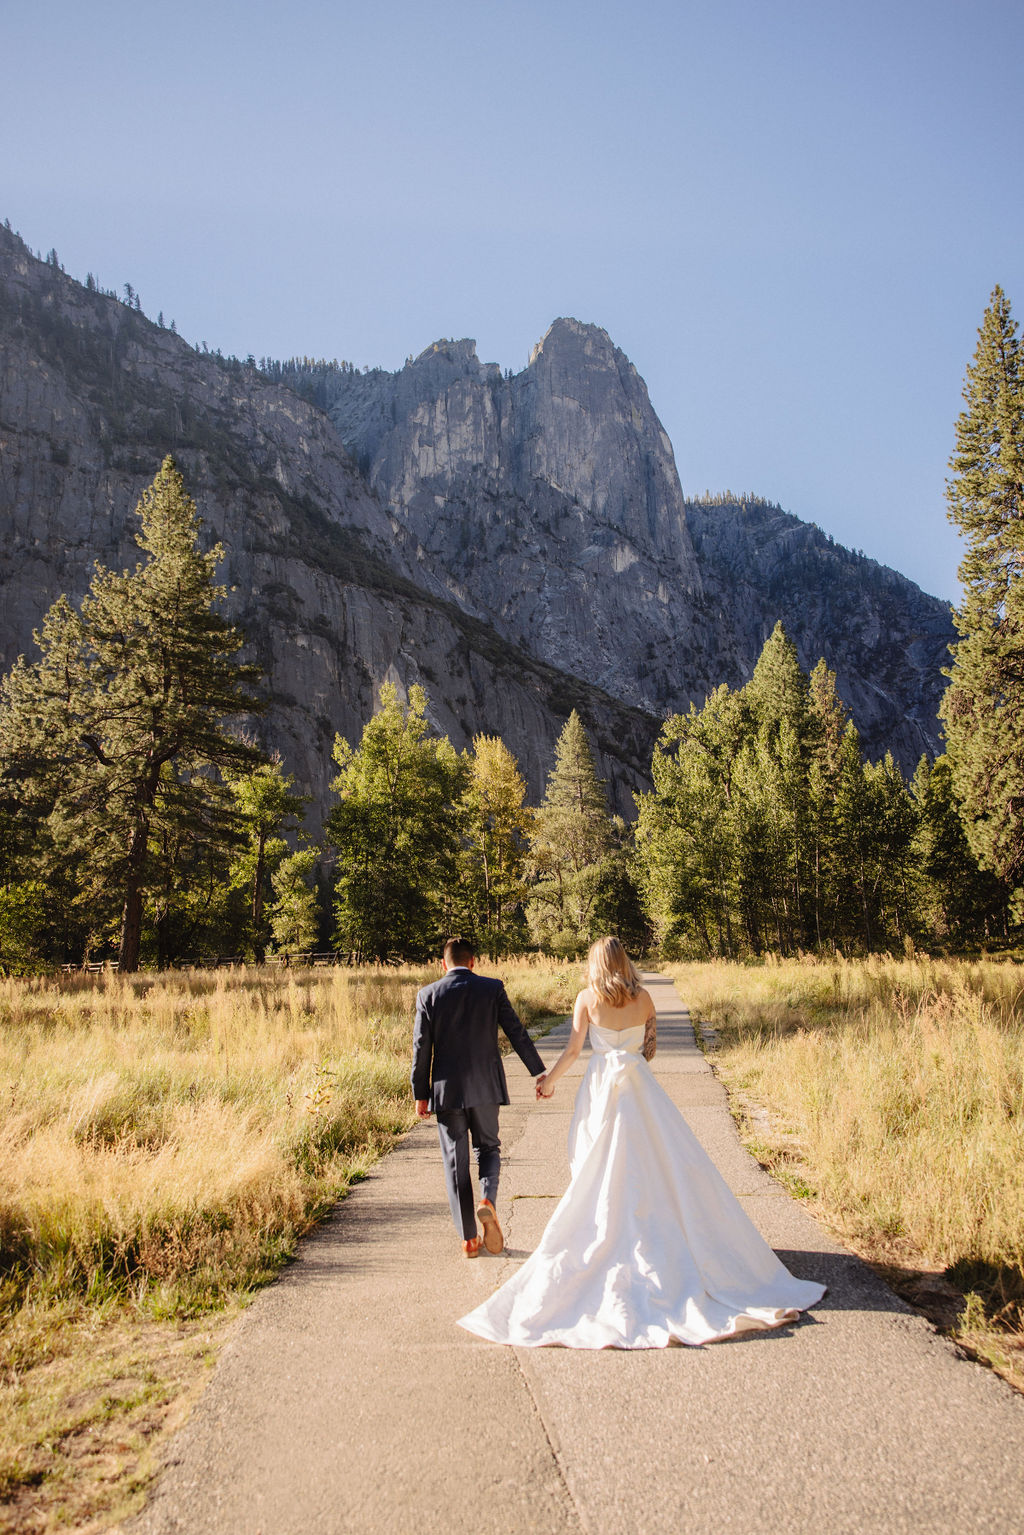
0, 881, 50, 975
832, 723, 877, 949
146, 762, 239, 967
828, 729, 920, 951
635, 635, 937, 957
863, 752, 920, 947
740, 624, 814, 952
731, 731, 793, 951
806, 660, 849, 947
590, 816, 653, 956
635, 686, 746, 957
0, 458, 264, 970
940, 286, 1024, 907
911, 755, 1007, 945
459, 735, 532, 954
270, 850, 320, 955
326, 683, 464, 960
745, 622, 810, 737
527, 711, 613, 952
225, 757, 308, 962
0, 755, 99, 967
807, 659, 848, 779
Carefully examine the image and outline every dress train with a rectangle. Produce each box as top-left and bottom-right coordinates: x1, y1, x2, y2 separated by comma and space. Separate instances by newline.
457, 1023, 825, 1349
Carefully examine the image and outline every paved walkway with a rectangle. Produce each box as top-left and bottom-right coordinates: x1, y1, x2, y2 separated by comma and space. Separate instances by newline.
129, 975, 1024, 1535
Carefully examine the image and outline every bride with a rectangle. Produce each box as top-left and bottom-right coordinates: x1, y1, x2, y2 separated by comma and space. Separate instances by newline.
458, 937, 825, 1349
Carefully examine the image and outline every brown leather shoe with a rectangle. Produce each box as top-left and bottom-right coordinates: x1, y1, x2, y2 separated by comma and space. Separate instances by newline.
462, 1236, 482, 1258
476, 1199, 504, 1254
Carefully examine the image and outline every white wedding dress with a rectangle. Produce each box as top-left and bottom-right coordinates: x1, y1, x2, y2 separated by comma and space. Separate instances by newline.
458, 1021, 826, 1349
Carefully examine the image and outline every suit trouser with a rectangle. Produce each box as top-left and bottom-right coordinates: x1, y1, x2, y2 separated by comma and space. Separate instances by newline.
434, 1104, 501, 1239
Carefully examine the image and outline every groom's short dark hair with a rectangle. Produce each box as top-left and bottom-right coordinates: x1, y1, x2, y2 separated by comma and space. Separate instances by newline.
444, 936, 475, 966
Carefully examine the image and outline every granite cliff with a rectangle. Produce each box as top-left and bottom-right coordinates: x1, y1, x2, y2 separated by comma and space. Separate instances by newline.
287, 328, 953, 764
0, 224, 954, 824
299, 323, 706, 714
681, 498, 954, 767
0, 229, 654, 819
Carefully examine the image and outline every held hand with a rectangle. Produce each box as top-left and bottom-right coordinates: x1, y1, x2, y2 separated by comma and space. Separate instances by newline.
415, 1099, 431, 1119
536, 1074, 554, 1100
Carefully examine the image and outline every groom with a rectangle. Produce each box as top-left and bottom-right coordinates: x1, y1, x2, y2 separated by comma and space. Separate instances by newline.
412, 937, 547, 1258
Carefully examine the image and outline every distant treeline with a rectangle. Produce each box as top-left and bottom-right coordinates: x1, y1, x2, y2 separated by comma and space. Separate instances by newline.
0, 459, 1012, 974
1, 282, 1021, 972
637, 627, 1007, 955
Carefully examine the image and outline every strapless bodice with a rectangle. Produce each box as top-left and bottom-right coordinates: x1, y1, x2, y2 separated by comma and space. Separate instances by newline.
589, 1021, 645, 1055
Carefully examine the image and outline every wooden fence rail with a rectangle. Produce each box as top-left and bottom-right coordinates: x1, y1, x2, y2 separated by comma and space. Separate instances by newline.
56, 952, 350, 975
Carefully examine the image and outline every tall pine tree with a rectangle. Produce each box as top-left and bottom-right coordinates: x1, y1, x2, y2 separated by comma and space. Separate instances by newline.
225, 757, 308, 962
741, 623, 813, 951
527, 711, 613, 951
459, 735, 532, 953
326, 683, 464, 960
940, 286, 1024, 908
635, 685, 746, 956
0, 458, 263, 970
911, 755, 1007, 945
806, 659, 849, 947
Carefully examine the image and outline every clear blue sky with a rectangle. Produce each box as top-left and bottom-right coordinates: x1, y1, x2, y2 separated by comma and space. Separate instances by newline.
4, 0, 1022, 602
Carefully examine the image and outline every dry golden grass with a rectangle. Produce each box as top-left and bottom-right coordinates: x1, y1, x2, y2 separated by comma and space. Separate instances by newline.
665, 955, 1024, 1389
0, 957, 576, 1532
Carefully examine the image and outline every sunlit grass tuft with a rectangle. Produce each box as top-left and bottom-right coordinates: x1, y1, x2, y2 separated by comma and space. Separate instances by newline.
0, 956, 575, 1530
0, 967, 417, 1323
665, 955, 1024, 1388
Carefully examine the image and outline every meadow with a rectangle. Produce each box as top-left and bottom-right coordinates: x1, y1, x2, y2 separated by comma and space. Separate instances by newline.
665, 955, 1024, 1388
0, 958, 578, 1532
5, 952, 1022, 1531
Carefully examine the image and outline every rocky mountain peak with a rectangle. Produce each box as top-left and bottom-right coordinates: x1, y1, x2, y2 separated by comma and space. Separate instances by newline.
305, 317, 703, 707
285, 312, 954, 766
409, 336, 488, 379
514, 317, 689, 568
0, 222, 957, 830
528, 315, 616, 367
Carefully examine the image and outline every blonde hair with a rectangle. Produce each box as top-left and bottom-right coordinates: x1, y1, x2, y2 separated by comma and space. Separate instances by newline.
587, 936, 641, 1007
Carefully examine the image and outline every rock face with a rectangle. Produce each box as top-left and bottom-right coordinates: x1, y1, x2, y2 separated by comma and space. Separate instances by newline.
303, 323, 707, 713
682, 500, 954, 767
0, 225, 955, 829
296, 326, 955, 765
0, 231, 656, 821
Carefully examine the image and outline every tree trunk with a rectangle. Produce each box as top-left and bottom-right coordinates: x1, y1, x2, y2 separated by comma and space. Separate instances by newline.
118, 817, 150, 972
119, 880, 144, 972
858, 860, 874, 951
252, 832, 267, 964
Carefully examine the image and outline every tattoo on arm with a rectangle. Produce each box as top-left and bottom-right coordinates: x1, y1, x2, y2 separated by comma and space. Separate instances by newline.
642, 1015, 657, 1061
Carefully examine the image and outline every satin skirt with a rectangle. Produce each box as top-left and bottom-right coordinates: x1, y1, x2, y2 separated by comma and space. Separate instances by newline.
457, 1037, 825, 1349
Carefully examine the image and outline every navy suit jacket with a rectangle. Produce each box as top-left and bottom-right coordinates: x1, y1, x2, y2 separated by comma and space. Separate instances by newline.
411, 968, 546, 1111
